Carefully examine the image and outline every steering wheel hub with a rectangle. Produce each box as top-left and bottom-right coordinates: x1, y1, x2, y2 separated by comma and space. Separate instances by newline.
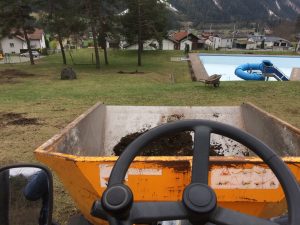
183, 183, 217, 214
101, 184, 133, 214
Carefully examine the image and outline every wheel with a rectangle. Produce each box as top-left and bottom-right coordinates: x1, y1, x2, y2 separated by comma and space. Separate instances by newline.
213, 82, 220, 87
91, 120, 300, 225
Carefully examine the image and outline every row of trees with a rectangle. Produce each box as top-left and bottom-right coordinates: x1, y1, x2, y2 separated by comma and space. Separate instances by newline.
0, 0, 169, 67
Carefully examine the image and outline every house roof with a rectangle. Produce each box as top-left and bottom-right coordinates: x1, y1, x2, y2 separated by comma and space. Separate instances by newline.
167, 36, 179, 43
214, 33, 234, 39
235, 40, 248, 45
13, 28, 44, 41
171, 31, 199, 42
264, 36, 290, 43
173, 31, 188, 41
15, 35, 25, 41
248, 35, 265, 42
28, 29, 44, 40
232, 32, 249, 38
248, 35, 291, 44
201, 32, 213, 39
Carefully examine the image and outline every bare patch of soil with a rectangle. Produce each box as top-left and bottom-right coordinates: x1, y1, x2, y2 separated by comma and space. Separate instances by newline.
7, 118, 40, 126
0, 69, 35, 84
113, 129, 223, 156
118, 70, 145, 74
0, 69, 35, 77
0, 112, 41, 126
2, 112, 23, 120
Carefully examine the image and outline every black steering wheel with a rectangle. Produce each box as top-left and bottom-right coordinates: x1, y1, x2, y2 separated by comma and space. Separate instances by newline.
91, 120, 300, 225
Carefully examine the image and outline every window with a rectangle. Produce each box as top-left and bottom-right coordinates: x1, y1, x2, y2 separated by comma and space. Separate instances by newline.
10, 43, 14, 48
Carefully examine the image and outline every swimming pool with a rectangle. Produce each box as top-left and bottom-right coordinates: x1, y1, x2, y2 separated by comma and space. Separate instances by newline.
199, 54, 300, 81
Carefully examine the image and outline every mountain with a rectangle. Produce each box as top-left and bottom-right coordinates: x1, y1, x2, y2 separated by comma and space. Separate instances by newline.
169, 0, 300, 25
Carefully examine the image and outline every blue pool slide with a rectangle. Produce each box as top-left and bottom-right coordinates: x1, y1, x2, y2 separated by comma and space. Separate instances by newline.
234, 60, 289, 81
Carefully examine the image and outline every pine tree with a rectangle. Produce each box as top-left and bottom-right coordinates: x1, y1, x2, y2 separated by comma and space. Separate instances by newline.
121, 0, 168, 66
0, 0, 38, 65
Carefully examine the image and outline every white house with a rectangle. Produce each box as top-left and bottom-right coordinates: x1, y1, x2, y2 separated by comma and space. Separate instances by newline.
162, 38, 175, 50
265, 36, 291, 49
248, 35, 291, 49
0, 35, 26, 54
179, 39, 193, 51
169, 31, 202, 50
212, 35, 233, 49
28, 29, 46, 49
0, 29, 46, 54
204, 37, 213, 49
124, 39, 160, 50
246, 41, 257, 50
123, 38, 176, 50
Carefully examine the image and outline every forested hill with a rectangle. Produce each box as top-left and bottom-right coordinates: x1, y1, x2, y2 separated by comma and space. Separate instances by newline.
169, 0, 300, 25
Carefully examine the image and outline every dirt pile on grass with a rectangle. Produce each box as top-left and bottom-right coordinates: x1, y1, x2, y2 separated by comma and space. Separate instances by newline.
117, 70, 145, 74
0, 69, 35, 84
113, 129, 223, 156
0, 112, 41, 126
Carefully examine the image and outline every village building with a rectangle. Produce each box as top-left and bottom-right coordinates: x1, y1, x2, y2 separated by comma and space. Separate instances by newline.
0, 29, 46, 54
169, 31, 202, 50
201, 32, 212, 40
248, 35, 291, 49
204, 36, 213, 49
122, 37, 177, 51
123, 39, 160, 50
211, 34, 234, 49
161, 38, 176, 50
265, 36, 291, 49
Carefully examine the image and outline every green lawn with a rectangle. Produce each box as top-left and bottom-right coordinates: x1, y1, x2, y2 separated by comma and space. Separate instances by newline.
0, 49, 299, 224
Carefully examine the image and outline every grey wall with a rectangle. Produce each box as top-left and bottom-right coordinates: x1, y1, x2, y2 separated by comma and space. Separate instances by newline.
57, 103, 106, 156
241, 103, 300, 156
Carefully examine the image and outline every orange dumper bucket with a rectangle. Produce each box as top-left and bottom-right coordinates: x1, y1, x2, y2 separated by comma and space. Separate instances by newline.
35, 102, 300, 225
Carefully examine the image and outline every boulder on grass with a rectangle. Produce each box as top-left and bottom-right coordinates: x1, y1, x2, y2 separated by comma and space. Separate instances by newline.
61, 67, 76, 80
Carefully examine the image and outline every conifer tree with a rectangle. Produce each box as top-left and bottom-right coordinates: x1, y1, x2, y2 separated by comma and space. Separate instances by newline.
121, 0, 168, 66
0, 0, 38, 65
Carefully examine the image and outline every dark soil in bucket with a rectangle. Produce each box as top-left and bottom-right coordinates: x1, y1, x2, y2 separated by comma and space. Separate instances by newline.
113, 129, 223, 156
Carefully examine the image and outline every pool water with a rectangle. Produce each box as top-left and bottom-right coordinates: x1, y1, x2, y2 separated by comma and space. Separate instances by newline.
199, 54, 300, 81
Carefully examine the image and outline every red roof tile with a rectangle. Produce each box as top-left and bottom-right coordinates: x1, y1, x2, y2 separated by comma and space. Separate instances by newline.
27, 29, 44, 40
172, 31, 188, 41
12, 28, 44, 41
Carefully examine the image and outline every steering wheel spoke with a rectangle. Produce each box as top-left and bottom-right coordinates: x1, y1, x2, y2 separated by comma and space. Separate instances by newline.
129, 202, 189, 224
209, 207, 280, 225
107, 216, 132, 225
192, 126, 211, 184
